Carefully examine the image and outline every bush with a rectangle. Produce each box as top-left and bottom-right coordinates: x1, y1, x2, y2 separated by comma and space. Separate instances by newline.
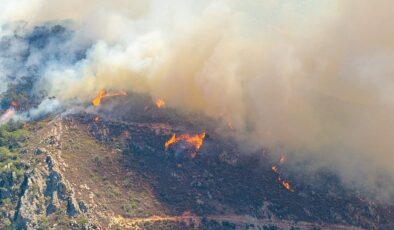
0, 122, 29, 228
76, 216, 88, 226
0, 122, 29, 150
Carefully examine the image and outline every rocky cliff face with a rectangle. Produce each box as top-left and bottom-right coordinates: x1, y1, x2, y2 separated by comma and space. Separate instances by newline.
9, 120, 95, 229
14, 154, 84, 229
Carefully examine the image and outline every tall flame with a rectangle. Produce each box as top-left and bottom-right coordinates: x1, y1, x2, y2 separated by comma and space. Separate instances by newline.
92, 89, 107, 106
91, 89, 127, 106
165, 134, 177, 149
155, 98, 166, 109
164, 132, 206, 158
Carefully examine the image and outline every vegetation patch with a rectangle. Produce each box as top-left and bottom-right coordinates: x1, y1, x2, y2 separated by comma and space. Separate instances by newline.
0, 122, 29, 229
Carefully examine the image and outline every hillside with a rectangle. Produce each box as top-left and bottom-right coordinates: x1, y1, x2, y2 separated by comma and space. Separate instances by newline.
1, 95, 393, 229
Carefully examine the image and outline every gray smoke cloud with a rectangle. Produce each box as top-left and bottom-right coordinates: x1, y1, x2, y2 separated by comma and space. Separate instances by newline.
1, 0, 394, 201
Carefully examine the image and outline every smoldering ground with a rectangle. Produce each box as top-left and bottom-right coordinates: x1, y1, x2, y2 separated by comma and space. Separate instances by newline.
1, 0, 394, 202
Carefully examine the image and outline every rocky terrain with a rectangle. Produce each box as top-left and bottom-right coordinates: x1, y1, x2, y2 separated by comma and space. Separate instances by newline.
1, 95, 394, 229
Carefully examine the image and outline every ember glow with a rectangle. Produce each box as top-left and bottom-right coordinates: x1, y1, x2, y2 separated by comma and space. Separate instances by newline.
271, 165, 278, 174
281, 180, 294, 192
164, 132, 206, 158
271, 159, 294, 192
155, 98, 166, 109
10, 101, 18, 108
279, 155, 286, 165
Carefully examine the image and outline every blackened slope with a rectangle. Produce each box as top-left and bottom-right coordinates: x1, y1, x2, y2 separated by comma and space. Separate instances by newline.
68, 108, 393, 229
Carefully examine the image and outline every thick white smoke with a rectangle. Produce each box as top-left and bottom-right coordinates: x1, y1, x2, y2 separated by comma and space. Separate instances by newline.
1, 0, 394, 201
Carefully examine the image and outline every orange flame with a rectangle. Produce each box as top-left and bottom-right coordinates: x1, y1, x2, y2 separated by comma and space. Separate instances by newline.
92, 89, 127, 106
165, 134, 177, 149
281, 180, 294, 192
94, 116, 100, 122
92, 89, 107, 106
271, 164, 278, 173
164, 132, 206, 158
155, 98, 166, 109
279, 155, 286, 165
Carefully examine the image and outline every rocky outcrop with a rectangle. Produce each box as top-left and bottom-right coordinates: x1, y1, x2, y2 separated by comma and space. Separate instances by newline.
13, 154, 83, 229
13, 121, 86, 229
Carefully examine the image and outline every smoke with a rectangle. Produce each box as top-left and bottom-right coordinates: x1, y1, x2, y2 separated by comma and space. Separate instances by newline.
1, 0, 394, 201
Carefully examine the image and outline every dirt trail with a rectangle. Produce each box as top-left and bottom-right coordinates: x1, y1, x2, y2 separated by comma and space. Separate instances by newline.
111, 214, 364, 230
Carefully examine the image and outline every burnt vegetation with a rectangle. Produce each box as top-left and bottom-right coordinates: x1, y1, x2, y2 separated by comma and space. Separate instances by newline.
61, 93, 393, 229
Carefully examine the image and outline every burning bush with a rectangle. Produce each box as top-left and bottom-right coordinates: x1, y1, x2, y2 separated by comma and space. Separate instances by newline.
164, 132, 206, 160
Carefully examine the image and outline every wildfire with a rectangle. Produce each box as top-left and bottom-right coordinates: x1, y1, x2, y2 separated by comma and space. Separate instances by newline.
271, 155, 294, 192
164, 131, 206, 158
91, 89, 127, 106
10, 100, 17, 108
279, 155, 286, 165
94, 116, 100, 122
0, 108, 15, 125
281, 179, 294, 192
165, 134, 177, 149
271, 165, 278, 173
155, 98, 166, 109
92, 89, 107, 106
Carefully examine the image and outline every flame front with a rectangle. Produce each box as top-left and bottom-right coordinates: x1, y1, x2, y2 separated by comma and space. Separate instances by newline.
155, 98, 166, 109
92, 89, 127, 107
164, 132, 206, 157
92, 89, 107, 106
165, 134, 177, 150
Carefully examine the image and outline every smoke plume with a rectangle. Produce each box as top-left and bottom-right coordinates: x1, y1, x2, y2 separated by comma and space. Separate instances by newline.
1, 0, 394, 201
